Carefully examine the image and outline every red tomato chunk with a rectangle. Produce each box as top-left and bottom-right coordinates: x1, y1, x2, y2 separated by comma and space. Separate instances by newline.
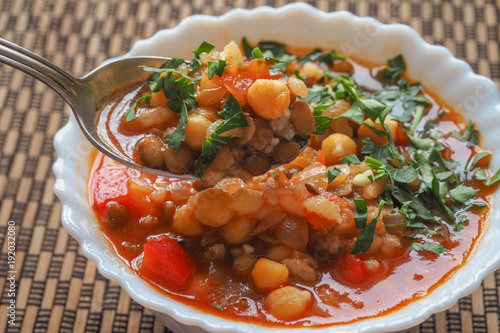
140, 234, 195, 290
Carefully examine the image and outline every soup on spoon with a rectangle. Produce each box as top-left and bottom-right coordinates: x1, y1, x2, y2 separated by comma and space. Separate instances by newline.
96, 40, 317, 186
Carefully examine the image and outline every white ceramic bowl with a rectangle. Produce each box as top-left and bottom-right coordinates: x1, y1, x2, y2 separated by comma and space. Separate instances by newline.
53, 4, 500, 332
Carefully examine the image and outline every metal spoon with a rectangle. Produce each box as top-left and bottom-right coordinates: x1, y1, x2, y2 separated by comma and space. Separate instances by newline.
0, 37, 198, 179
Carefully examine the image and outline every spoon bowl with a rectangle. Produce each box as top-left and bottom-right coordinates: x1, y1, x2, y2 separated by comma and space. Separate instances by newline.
0, 38, 198, 179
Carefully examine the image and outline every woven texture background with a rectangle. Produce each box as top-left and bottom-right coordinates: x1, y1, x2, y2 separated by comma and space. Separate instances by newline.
0, 0, 499, 332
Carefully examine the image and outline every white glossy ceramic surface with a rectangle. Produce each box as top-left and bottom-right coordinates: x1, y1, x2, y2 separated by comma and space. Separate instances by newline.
53, 4, 500, 332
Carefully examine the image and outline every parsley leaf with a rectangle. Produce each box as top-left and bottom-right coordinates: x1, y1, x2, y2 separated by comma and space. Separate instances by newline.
300, 85, 335, 104
341, 77, 393, 122
380, 54, 406, 84
195, 95, 248, 180
340, 154, 361, 165
392, 185, 437, 222
241, 37, 253, 58
476, 168, 500, 186
386, 165, 418, 183
299, 48, 324, 64
361, 138, 394, 164
334, 102, 364, 124
211, 302, 225, 311
190, 41, 216, 71
257, 41, 287, 58
448, 184, 479, 203
328, 168, 341, 183
313, 116, 333, 135
353, 198, 368, 229
351, 201, 385, 254
123, 94, 151, 122
467, 152, 490, 171
164, 101, 189, 151
411, 242, 448, 255
148, 58, 185, 85
207, 59, 226, 79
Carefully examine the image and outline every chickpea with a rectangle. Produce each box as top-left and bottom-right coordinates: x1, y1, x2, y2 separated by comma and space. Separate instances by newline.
227, 188, 265, 214
223, 40, 244, 65
163, 144, 194, 175
321, 133, 357, 165
290, 101, 315, 136
251, 258, 289, 291
210, 147, 235, 171
150, 90, 168, 108
247, 79, 290, 119
265, 286, 312, 321
301, 62, 320, 79
122, 106, 175, 132
223, 215, 254, 244
135, 136, 165, 168
172, 205, 203, 237
184, 114, 213, 151
357, 119, 398, 146
287, 76, 308, 99
196, 76, 227, 106
330, 117, 354, 138
322, 100, 352, 117
194, 188, 235, 228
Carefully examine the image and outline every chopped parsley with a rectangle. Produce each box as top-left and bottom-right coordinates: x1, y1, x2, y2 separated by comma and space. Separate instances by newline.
380, 54, 406, 84
190, 40, 216, 72
123, 94, 151, 122
411, 242, 448, 255
195, 95, 248, 181
352, 200, 385, 254
207, 59, 226, 79
327, 168, 341, 183
211, 302, 225, 311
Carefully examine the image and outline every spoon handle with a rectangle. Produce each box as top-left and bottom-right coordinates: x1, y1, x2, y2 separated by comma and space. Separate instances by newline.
0, 38, 81, 108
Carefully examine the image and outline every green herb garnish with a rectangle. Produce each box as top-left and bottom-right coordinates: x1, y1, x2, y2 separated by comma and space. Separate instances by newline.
123, 94, 151, 122
352, 200, 385, 254
196, 95, 248, 180
340, 154, 361, 165
190, 41, 216, 72
207, 59, 227, 79
211, 302, 225, 311
327, 168, 341, 183
411, 242, 448, 255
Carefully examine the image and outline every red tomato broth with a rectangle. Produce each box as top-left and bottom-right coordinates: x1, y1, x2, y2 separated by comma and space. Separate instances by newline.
88, 46, 497, 327
89, 154, 492, 327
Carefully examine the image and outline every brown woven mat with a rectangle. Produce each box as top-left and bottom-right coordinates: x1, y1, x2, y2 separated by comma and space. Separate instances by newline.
0, 0, 499, 332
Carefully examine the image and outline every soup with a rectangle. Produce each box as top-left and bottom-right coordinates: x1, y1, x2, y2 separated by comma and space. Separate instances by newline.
89, 39, 499, 327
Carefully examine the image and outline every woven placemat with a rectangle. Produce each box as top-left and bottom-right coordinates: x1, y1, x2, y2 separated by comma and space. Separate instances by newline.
0, 0, 499, 332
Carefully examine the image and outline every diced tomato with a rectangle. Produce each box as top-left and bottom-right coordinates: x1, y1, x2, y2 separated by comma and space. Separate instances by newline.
212, 59, 282, 105
92, 165, 132, 214
394, 125, 410, 146
140, 234, 195, 290
341, 254, 369, 284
